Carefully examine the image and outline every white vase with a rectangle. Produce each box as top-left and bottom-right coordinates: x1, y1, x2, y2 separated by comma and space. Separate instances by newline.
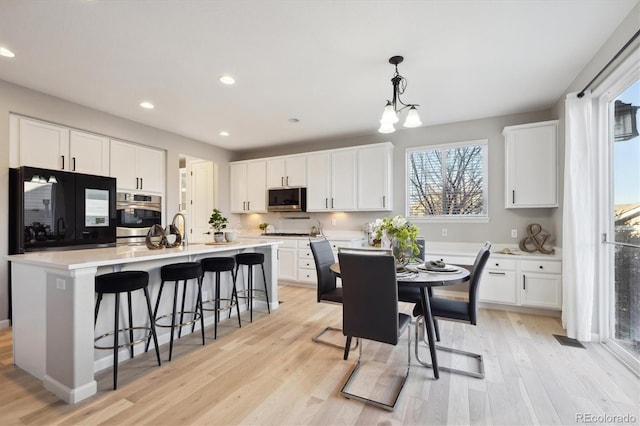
225, 231, 237, 242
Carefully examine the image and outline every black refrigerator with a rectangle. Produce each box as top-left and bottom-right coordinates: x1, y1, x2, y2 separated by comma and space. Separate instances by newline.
9, 166, 117, 254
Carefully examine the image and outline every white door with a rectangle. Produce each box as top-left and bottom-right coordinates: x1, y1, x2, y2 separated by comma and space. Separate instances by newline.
331, 149, 357, 211
187, 160, 216, 244
306, 152, 331, 211
19, 118, 69, 170
69, 130, 109, 176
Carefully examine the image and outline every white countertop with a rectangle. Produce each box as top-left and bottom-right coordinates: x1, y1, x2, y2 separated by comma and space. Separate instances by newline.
242, 230, 365, 241
5, 239, 282, 270
423, 241, 562, 260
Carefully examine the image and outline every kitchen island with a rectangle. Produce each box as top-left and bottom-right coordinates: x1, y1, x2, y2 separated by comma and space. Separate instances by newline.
5, 239, 281, 404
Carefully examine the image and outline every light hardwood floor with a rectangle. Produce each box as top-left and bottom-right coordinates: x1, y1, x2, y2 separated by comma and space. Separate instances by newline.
0, 285, 638, 425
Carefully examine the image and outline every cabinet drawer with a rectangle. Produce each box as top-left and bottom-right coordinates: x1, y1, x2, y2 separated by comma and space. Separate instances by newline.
278, 239, 298, 249
425, 254, 475, 267
520, 260, 561, 274
297, 269, 317, 283
298, 258, 316, 270
486, 258, 517, 271
298, 239, 312, 249
298, 249, 314, 260
330, 241, 351, 251
479, 270, 517, 304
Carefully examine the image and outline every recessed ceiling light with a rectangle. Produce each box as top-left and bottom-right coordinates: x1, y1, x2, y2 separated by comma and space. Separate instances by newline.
219, 131, 230, 136
139, 101, 154, 109
0, 47, 15, 58
219, 75, 235, 85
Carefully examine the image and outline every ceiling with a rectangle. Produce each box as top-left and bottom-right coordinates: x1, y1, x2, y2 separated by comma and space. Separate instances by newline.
0, 1, 637, 151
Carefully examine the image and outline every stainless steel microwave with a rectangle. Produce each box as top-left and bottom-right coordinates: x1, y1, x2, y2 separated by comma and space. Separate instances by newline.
267, 187, 307, 212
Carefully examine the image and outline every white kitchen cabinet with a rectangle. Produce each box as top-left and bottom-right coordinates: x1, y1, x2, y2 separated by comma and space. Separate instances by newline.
307, 149, 357, 212
357, 142, 393, 211
69, 130, 110, 175
277, 240, 297, 282
110, 139, 165, 193
266, 155, 306, 188
504, 120, 558, 208
520, 260, 562, 309
479, 259, 518, 305
229, 161, 266, 213
15, 116, 109, 176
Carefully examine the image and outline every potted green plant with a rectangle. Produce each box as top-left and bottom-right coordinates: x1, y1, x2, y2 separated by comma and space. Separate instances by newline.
259, 223, 269, 235
372, 215, 419, 266
208, 208, 228, 242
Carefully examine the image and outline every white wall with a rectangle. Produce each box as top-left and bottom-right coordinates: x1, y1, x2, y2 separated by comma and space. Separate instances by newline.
233, 109, 559, 245
0, 79, 232, 323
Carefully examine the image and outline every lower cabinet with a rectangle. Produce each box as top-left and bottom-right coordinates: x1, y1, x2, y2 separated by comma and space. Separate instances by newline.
429, 251, 562, 311
277, 240, 297, 282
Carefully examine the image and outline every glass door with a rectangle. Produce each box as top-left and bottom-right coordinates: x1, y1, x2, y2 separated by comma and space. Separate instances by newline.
609, 79, 640, 362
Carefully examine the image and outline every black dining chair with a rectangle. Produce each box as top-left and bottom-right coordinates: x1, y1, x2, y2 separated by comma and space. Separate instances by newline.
310, 239, 353, 351
338, 252, 411, 411
412, 241, 491, 378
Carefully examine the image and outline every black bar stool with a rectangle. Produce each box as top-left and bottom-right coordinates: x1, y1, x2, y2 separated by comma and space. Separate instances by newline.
149, 262, 205, 361
234, 252, 270, 323
94, 270, 161, 390
200, 257, 242, 338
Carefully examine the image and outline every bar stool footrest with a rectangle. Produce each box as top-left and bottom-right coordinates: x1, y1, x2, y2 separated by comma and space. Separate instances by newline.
94, 326, 154, 350
154, 311, 202, 329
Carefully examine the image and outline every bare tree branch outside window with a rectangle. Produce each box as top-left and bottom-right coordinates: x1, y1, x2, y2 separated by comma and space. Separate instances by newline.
408, 142, 488, 218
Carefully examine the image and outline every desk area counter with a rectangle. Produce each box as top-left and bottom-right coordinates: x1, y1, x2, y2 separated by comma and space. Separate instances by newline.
6, 239, 281, 404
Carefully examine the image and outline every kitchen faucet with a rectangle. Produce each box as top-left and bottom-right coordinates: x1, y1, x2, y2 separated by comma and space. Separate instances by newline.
171, 212, 187, 246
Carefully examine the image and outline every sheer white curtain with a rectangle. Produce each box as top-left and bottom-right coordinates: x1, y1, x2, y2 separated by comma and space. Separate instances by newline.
562, 91, 598, 341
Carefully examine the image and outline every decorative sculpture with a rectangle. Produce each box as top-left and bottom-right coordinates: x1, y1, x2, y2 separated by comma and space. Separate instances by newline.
519, 223, 555, 254
145, 224, 166, 250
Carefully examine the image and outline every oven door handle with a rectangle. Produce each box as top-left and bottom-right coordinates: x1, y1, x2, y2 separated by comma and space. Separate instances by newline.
117, 203, 162, 212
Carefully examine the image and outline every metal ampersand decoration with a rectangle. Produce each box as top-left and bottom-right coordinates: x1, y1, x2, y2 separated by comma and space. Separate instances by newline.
146, 224, 167, 250
519, 223, 555, 254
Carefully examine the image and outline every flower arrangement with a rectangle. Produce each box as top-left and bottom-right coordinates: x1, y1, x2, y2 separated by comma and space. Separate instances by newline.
258, 223, 269, 234
370, 215, 420, 264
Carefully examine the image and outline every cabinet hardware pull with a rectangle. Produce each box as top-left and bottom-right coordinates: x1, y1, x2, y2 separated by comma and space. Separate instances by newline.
331, 198, 334, 208
489, 272, 506, 276
539, 265, 544, 269
136, 177, 139, 189
72, 157, 76, 171
140, 178, 143, 189
495, 263, 499, 266
247, 201, 250, 210
281, 176, 284, 186
382, 195, 386, 207
286, 176, 289, 186
325, 198, 328, 208
523, 276, 526, 290
61, 155, 65, 170
512, 190, 515, 204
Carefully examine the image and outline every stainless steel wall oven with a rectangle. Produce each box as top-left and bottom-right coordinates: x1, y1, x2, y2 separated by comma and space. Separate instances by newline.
116, 192, 162, 245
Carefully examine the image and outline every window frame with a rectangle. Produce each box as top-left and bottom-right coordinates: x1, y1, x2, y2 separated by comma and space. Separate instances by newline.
405, 139, 489, 223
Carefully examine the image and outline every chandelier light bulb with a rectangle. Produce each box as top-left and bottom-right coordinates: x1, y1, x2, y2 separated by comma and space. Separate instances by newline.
403, 106, 422, 128
378, 122, 396, 134
380, 101, 399, 125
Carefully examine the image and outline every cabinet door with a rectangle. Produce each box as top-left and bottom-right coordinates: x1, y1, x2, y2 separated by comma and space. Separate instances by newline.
136, 145, 164, 193
357, 144, 392, 210
266, 158, 286, 188
479, 270, 517, 304
306, 152, 331, 211
110, 140, 138, 191
277, 248, 297, 282
230, 163, 248, 213
246, 161, 266, 212
69, 130, 109, 176
520, 273, 562, 309
19, 118, 69, 170
331, 149, 357, 211
505, 122, 557, 208
284, 156, 306, 187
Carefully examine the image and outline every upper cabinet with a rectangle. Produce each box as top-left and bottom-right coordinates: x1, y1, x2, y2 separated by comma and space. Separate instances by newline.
266, 155, 306, 188
306, 149, 357, 211
503, 120, 558, 208
110, 139, 165, 194
14, 116, 109, 176
230, 161, 267, 213
357, 142, 393, 211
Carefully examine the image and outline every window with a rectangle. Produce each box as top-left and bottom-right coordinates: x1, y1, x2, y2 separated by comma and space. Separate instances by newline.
406, 139, 488, 221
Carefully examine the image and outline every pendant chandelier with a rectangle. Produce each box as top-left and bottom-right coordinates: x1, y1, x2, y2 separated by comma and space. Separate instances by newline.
378, 55, 422, 134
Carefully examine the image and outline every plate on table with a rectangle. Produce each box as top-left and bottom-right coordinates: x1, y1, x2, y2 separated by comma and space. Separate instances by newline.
417, 263, 460, 273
